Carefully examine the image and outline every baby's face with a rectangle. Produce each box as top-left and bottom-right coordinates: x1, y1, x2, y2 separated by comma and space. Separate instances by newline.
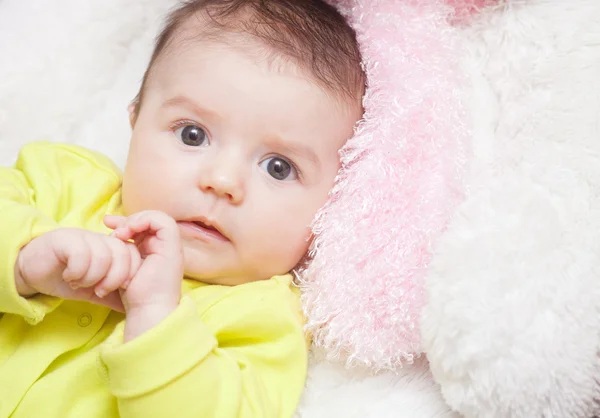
122, 38, 361, 285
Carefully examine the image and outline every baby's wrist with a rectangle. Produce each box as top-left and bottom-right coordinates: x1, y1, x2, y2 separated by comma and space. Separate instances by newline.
124, 302, 179, 343
14, 251, 38, 297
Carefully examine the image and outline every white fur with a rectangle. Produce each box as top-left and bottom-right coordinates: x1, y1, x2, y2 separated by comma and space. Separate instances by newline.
0, 0, 177, 167
423, 1, 600, 417
296, 352, 455, 418
2, 0, 599, 416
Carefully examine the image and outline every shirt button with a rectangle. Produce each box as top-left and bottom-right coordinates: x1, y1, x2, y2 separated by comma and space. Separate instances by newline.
78, 313, 92, 327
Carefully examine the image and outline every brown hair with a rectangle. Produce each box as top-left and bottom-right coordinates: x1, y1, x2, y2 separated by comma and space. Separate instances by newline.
132, 0, 364, 119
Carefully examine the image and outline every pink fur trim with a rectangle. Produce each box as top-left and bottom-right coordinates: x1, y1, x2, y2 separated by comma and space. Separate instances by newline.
298, 0, 475, 370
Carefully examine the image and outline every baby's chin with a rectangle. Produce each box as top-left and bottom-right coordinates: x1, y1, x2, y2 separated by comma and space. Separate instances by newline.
181, 246, 297, 286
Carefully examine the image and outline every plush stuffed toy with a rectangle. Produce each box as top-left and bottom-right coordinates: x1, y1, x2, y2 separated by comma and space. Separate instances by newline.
1, 0, 599, 417
300, 0, 474, 371
422, 2, 600, 416
298, 0, 600, 417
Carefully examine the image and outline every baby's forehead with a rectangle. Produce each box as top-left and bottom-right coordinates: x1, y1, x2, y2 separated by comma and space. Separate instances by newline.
148, 7, 363, 105
153, 39, 358, 117
156, 45, 362, 121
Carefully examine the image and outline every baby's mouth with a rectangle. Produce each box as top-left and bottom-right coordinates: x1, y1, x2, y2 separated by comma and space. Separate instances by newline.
177, 218, 230, 242
193, 220, 216, 231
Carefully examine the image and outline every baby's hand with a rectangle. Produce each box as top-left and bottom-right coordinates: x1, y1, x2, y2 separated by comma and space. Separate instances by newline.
15, 228, 142, 312
104, 210, 184, 341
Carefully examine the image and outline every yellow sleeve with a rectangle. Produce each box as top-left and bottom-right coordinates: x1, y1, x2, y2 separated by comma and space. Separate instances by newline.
99, 277, 308, 418
0, 141, 121, 324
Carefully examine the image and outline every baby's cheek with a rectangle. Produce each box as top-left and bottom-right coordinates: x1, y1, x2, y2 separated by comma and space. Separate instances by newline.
265, 216, 310, 261
122, 170, 166, 216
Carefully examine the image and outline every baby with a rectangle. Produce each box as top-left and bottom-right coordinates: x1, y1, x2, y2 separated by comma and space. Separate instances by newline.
0, 0, 364, 417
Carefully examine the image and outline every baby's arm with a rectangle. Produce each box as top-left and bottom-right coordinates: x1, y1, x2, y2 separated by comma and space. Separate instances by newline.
99, 277, 307, 418
104, 211, 183, 342
15, 228, 141, 311
0, 142, 124, 323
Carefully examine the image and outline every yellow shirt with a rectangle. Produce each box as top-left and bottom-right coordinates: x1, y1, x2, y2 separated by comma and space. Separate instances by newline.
0, 141, 307, 418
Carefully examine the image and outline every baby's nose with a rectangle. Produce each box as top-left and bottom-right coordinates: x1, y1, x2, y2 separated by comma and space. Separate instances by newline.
198, 156, 245, 204
203, 174, 244, 204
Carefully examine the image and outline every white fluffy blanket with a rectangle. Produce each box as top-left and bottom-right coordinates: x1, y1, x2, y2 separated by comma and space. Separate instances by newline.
1, 0, 599, 417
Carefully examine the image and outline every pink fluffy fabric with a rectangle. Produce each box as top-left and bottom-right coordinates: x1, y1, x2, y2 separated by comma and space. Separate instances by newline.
298, 0, 477, 370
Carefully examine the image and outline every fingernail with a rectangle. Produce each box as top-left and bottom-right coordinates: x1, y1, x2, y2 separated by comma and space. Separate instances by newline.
70, 282, 80, 290
95, 289, 106, 298
122, 279, 132, 290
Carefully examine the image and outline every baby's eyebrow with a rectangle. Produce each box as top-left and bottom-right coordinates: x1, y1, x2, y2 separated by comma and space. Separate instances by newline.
162, 95, 220, 121
268, 137, 320, 167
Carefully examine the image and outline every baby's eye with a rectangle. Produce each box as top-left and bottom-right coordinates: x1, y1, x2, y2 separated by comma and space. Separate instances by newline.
260, 157, 298, 181
175, 125, 208, 147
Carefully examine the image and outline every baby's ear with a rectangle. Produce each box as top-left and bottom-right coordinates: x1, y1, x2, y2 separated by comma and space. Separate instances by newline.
127, 102, 138, 128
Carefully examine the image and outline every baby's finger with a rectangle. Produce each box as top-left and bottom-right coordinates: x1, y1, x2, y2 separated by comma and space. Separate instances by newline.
133, 231, 149, 247
74, 235, 112, 288
93, 238, 131, 298
137, 235, 165, 257
102, 291, 125, 313
116, 211, 179, 244
83, 289, 124, 312
61, 237, 93, 284
122, 243, 142, 290
103, 215, 127, 230
110, 215, 142, 242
